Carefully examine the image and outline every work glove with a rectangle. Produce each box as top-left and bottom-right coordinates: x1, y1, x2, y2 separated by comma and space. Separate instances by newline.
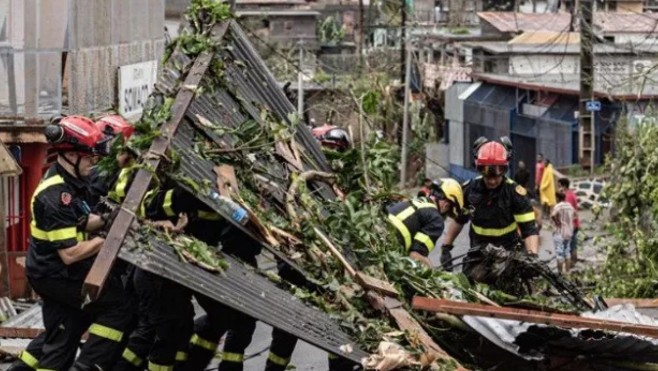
440, 244, 454, 272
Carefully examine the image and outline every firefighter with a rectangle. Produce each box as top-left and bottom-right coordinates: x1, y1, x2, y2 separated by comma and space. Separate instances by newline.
89, 115, 135, 205
387, 178, 464, 268
112, 185, 200, 371
440, 139, 539, 278
181, 223, 261, 371
264, 181, 462, 371
14, 116, 132, 371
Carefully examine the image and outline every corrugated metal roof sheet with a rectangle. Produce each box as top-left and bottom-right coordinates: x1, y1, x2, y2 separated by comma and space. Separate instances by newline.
1, 304, 42, 329
463, 304, 658, 363
118, 231, 368, 362
478, 11, 658, 34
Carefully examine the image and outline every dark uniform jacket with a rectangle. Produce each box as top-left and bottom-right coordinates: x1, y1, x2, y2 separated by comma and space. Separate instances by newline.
146, 185, 261, 265
386, 197, 444, 257
455, 176, 538, 249
26, 163, 94, 281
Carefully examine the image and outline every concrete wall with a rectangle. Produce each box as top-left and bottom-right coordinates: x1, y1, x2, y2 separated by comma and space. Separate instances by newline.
67, 0, 166, 114
1, 0, 165, 116
425, 142, 450, 180
510, 55, 579, 75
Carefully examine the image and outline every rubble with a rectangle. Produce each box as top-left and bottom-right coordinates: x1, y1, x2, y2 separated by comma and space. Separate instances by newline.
3, 1, 648, 370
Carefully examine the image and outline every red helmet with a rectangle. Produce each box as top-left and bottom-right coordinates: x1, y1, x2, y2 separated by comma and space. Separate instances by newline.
96, 115, 134, 140
312, 125, 350, 152
45, 115, 111, 156
475, 141, 508, 176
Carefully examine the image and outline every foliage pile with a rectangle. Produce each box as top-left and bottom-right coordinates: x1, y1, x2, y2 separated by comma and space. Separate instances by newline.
585, 120, 658, 297
106, 1, 587, 369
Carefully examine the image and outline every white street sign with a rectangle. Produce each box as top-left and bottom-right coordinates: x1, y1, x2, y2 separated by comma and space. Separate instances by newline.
118, 61, 158, 120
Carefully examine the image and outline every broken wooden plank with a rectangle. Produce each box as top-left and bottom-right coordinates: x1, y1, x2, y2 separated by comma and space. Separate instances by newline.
412, 297, 658, 338
0, 327, 43, 339
604, 298, 658, 308
355, 271, 399, 298
368, 293, 469, 370
82, 22, 230, 300
214, 165, 240, 197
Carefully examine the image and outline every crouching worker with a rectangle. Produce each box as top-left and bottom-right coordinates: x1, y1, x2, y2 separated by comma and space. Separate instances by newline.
386, 179, 463, 267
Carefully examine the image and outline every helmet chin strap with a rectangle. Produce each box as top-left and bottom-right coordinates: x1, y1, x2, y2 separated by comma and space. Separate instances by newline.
61, 152, 84, 178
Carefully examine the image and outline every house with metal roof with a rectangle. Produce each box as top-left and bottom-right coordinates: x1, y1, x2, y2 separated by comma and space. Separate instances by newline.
442, 26, 658, 183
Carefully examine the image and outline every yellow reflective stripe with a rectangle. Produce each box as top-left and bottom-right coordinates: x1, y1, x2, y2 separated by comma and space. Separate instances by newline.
221, 352, 244, 363
88, 323, 123, 342
175, 351, 188, 362
267, 352, 290, 366
472, 222, 518, 237
388, 214, 411, 249
190, 334, 218, 352
412, 199, 437, 209
328, 353, 338, 359
163, 190, 175, 217
148, 361, 173, 371
198, 210, 221, 220
36, 369, 56, 371
395, 207, 415, 222
111, 168, 131, 202
138, 189, 156, 218
413, 232, 435, 252
514, 211, 536, 223
30, 175, 65, 215
122, 348, 143, 367
19, 350, 39, 369
30, 224, 77, 242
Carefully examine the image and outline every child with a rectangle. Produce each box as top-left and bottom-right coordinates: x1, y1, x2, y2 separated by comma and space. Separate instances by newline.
551, 191, 575, 274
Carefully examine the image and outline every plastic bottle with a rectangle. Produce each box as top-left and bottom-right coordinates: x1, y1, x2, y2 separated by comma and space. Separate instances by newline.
210, 191, 249, 225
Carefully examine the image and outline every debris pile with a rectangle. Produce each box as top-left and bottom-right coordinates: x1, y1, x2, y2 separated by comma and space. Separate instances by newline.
84, 1, 658, 370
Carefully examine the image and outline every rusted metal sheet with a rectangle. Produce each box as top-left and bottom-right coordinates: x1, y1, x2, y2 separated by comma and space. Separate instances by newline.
83, 22, 230, 299
412, 297, 658, 338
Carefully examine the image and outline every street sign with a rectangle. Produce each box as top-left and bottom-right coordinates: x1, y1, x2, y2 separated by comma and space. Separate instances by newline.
118, 60, 158, 120
585, 100, 601, 112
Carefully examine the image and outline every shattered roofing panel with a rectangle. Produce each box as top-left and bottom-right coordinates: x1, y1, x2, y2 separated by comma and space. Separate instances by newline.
462, 305, 658, 362
1, 304, 42, 329
119, 232, 368, 363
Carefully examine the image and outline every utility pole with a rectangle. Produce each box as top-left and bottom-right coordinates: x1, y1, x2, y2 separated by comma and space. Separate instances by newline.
400, 0, 407, 83
578, 0, 595, 173
358, 0, 365, 73
399, 44, 412, 189
297, 41, 304, 119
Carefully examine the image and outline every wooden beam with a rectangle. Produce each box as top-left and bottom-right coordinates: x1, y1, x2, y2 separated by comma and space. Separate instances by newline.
412, 297, 658, 338
0, 327, 44, 339
604, 298, 658, 308
82, 22, 230, 300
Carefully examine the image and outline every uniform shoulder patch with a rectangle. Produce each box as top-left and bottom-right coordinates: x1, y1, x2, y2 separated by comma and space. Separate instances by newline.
60, 192, 72, 206
515, 185, 527, 196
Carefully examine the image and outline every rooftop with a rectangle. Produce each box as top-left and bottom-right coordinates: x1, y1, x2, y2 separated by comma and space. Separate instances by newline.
475, 72, 658, 99
478, 11, 658, 34
465, 40, 658, 54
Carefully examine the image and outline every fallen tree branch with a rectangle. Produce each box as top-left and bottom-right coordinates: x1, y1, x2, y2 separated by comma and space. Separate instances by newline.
286, 171, 336, 225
